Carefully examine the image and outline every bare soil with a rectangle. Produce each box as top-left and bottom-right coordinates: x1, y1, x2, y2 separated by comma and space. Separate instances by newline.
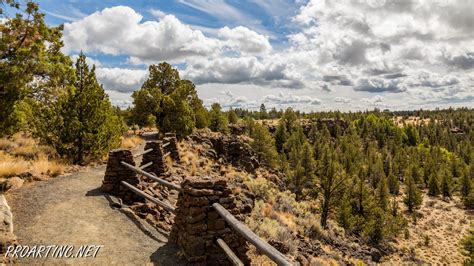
6, 165, 184, 265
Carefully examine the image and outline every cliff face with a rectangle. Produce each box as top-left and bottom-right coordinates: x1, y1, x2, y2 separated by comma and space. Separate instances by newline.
230, 118, 349, 138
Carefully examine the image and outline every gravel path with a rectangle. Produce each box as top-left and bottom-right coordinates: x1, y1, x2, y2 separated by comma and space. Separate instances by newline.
6, 165, 183, 265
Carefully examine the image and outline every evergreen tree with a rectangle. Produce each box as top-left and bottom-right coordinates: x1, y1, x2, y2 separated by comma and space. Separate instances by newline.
428, 173, 440, 196
404, 175, 422, 213
316, 146, 347, 228
274, 121, 288, 153
387, 172, 400, 195
195, 105, 210, 128
250, 123, 278, 167
37, 53, 125, 163
338, 192, 355, 233
259, 104, 268, 119
377, 176, 390, 211
281, 107, 298, 133
209, 103, 229, 133
227, 108, 238, 124
440, 170, 452, 198
461, 167, 472, 198
130, 62, 205, 136
1, 2, 73, 135
403, 124, 420, 146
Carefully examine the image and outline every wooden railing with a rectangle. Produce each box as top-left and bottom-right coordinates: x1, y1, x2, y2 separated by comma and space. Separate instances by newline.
212, 203, 292, 265
118, 142, 292, 266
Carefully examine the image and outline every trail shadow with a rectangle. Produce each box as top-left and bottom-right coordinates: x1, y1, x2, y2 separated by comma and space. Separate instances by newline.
150, 242, 186, 265
117, 207, 168, 243
85, 187, 103, 197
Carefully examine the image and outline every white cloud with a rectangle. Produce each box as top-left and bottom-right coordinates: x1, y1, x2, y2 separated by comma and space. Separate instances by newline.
61, 2, 473, 110
218, 26, 271, 54
334, 97, 350, 103
95, 67, 147, 93
63, 6, 270, 65
263, 92, 321, 105
149, 8, 166, 19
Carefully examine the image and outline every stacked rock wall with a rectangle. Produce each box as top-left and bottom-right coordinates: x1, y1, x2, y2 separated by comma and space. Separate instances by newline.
170, 176, 249, 265
141, 141, 167, 176
163, 133, 180, 162
101, 149, 143, 204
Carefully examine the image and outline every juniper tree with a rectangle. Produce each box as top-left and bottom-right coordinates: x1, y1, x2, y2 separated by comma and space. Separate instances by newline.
316, 145, 348, 228
209, 103, 229, 133
377, 176, 390, 211
274, 121, 288, 153
37, 53, 125, 163
440, 170, 452, 198
250, 123, 278, 167
404, 175, 422, 213
461, 167, 472, 198
227, 108, 238, 124
387, 172, 400, 195
428, 173, 440, 196
284, 126, 314, 200
130, 62, 206, 135
0, 2, 73, 135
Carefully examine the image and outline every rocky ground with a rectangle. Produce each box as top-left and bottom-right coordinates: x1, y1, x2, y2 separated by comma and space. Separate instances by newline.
131, 129, 472, 265
5, 129, 470, 265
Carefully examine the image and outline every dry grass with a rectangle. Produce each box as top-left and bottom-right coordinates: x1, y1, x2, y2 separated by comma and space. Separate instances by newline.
11, 145, 38, 159
121, 136, 144, 150
0, 133, 66, 180
0, 138, 15, 150
0, 153, 29, 178
385, 195, 470, 264
31, 157, 65, 177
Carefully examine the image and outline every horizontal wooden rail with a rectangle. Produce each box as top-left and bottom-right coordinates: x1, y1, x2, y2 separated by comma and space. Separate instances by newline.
162, 142, 170, 148
212, 203, 292, 266
120, 181, 176, 212
133, 148, 153, 158
121, 161, 182, 192
139, 161, 153, 170
163, 152, 171, 158
216, 238, 244, 266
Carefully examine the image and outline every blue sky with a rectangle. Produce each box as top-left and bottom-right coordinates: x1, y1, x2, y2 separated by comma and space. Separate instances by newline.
18, 0, 474, 110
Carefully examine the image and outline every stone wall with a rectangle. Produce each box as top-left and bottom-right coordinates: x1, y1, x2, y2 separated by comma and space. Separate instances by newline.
163, 133, 180, 162
170, 176, 249, 265
101, 149, 143, 204
141, 141, 167, 177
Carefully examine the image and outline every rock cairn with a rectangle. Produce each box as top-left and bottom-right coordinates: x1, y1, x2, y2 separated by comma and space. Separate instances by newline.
163, 133, 180, 162
101, 149, 143, 204
141, 141, 167, 177
170, 176, 249, 265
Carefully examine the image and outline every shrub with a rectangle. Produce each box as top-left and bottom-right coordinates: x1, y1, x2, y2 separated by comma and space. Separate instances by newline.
245, 177, 275, 200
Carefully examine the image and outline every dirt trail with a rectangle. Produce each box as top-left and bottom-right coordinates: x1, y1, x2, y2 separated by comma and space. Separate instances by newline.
7, 164, 183, 265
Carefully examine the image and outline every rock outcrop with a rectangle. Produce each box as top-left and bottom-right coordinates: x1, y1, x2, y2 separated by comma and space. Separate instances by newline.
188, 130, 259, 172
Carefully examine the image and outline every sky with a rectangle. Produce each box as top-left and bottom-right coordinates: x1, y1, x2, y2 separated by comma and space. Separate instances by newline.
24, 0, 474, 111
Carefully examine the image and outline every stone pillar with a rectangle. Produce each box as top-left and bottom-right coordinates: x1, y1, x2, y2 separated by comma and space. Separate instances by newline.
170, 176, 249, 265
101, 149, 143, 204
163, 133, 180, 162
141, 141, 167, 176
